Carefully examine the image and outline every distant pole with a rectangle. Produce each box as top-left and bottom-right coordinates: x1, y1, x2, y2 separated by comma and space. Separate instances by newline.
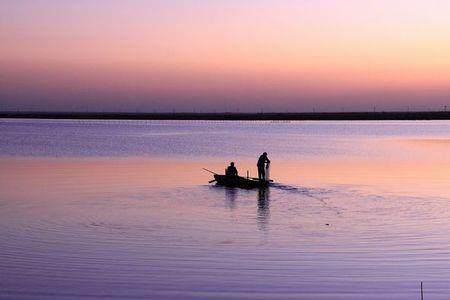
421, 281, 424, 300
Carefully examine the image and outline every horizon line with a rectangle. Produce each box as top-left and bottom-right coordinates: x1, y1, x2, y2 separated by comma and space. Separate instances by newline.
1, 110, 450, 121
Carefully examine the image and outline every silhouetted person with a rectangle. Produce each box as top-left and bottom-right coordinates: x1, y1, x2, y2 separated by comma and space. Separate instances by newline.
225, 162, 238, 177
257, 152, 270, 181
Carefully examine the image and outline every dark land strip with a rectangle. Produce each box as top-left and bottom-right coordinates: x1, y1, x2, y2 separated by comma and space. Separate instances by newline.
1, 111, 450, 121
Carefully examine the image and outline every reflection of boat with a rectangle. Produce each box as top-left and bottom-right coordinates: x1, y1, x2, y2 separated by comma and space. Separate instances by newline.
213, 175, 270, 189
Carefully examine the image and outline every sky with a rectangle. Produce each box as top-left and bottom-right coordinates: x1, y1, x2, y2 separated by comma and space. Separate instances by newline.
1, 0, 450, 112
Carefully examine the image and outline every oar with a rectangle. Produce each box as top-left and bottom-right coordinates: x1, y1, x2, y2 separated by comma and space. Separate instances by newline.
202, 168, 218, 175
204, 168, 218, 184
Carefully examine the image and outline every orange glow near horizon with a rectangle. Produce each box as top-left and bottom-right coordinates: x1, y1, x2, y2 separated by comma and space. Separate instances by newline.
2, 152, 449, 200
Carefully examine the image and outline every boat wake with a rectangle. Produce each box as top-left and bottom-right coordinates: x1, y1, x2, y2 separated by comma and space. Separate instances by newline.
270, 183, 342, 214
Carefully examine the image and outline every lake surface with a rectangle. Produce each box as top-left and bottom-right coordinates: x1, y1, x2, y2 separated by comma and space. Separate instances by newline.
1, 119, 450, 299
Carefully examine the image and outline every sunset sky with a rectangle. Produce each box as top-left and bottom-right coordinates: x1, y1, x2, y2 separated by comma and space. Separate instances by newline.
1, 0, 450, 112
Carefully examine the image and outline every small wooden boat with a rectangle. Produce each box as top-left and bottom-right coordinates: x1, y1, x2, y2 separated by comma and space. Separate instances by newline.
212, 174, 270, 189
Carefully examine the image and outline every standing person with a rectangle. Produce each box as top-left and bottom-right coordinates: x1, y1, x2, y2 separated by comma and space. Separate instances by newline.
257, 152, 270, 181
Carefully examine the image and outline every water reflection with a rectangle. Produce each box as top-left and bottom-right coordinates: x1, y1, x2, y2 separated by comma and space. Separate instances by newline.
257, 187, 270, 232
3, 155, 450, 299
224, 187, 237, 209
222, 186, 271, 231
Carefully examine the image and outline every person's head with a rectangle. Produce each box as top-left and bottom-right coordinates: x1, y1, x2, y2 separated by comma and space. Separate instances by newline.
263, 152, 267, 156
230, 162, 235, 166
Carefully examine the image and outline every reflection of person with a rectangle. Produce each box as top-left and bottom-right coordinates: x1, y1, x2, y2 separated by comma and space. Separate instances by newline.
257, 152, 270, 181
257, 187, 270, 231
225, 187, 237, 210
225, 162, 238, 177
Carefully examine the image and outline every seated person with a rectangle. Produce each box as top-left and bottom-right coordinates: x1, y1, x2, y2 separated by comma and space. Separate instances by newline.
225, 162, 238, 177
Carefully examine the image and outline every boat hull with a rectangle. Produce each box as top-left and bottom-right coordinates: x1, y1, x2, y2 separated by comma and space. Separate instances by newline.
213, 175, 270, 189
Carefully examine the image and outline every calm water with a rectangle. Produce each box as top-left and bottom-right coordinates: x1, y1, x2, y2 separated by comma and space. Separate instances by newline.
1, 119, 450, 299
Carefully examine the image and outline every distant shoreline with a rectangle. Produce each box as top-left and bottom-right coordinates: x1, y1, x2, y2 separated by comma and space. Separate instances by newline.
1, 111, 450, 121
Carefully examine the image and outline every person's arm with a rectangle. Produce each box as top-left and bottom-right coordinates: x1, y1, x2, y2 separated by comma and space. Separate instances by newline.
266, 157, 271, 163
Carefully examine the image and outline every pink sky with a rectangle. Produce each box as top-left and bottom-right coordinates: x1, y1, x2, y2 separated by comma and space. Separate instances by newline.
1, 0, 450, 112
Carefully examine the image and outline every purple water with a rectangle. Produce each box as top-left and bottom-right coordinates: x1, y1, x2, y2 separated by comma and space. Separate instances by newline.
1, 119, 450, 299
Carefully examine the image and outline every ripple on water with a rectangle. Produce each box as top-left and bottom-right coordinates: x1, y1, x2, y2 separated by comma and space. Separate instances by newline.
2, 183, 450, 299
